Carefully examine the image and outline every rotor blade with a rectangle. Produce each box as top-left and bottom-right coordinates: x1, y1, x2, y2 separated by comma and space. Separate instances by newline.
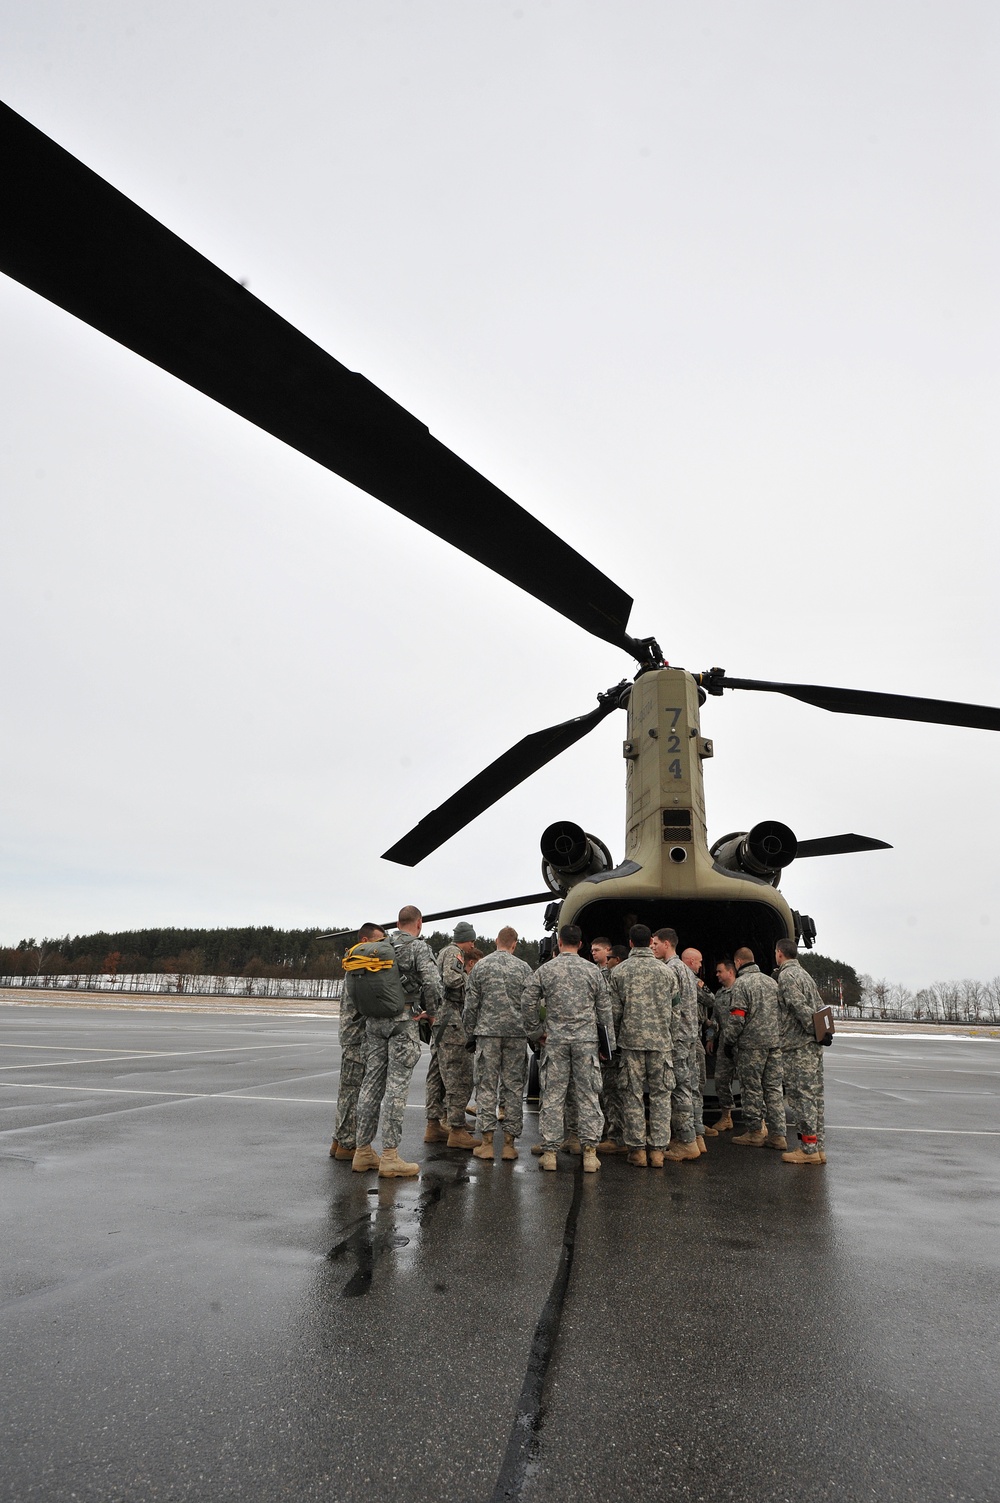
316, 892, 553, 942
0, 102, 634, 651
722, 677, 1000, 732
413, 893, 554, 925
796, 834, 892, 859
382, 692, 622, 866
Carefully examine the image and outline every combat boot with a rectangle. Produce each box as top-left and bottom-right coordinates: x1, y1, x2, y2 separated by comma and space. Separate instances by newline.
627, 1149, 648, 1167
781, 1147, 824, 1165
714, 1111, 734, 1132
665, 1140, 701, 1162
648, 1149, 665, 1167
582, 1146, 601, 1173
423, 1119, 449, 1145
447, 1126, 482, 1150
702, 1125, 719, 1138
501, 1134, 518, 1161
732, 1127, 767, 1147
765, 1133, 788, 1150
696, 1135, 707, 1154
473, 1134, 495, 1161
378, 1146, 420, 1178
530, 1142, 545, 1156
562, 1135, 583, 1156
329, 1138, 338, 1157
596, 1138, 624, 1154
334, 1143, 355, 1162
351, 1144, 380, 1172
539, 1151, 558, 1171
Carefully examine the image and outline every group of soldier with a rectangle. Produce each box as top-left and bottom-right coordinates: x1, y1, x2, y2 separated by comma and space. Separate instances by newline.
329, 905, 828, 1179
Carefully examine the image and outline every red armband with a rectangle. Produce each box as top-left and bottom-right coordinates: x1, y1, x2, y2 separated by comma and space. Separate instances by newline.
730, 1008, 746, 1018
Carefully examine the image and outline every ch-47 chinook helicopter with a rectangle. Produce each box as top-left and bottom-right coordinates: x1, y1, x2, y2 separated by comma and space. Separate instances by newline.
4, 98, 1000, 976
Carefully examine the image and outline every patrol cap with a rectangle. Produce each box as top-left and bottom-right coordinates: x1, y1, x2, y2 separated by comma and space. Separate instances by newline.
453, 921, 476, 943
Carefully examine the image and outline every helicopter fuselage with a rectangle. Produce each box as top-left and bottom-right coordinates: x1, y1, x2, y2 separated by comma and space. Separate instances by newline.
555, 667, 795, 973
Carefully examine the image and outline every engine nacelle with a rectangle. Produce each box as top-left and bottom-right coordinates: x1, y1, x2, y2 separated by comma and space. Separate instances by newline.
711, 820, 798, 884
540, 821, 613, 895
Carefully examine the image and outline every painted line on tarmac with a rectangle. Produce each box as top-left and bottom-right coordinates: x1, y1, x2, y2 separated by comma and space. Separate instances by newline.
0, 1080, 344, 1108
0, 1042, 327, 1069
841, 1032, 1000, 1041
827, 1124, 1000, 1136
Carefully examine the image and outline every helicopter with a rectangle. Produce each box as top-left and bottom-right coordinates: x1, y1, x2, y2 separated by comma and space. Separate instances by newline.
4, 98, 1000, 977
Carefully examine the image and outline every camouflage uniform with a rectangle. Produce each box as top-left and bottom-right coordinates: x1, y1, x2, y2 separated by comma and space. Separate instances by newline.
712, 986, 738, 1109
332, 977, 368, 1150
425, 943, 474, 1129
727, 962, 784, 1136
608, 947, 676, 1151
693, 981, 713, 1137
665, 954, 700, 1145
463, 948, 532, 1137
356, 929, 442, 1151
522, 953, 614, 1151
776, 958, 825, 1154
596, 968, 625, 1143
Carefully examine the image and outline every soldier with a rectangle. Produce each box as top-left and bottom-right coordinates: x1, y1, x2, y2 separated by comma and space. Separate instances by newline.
329, 922, 384, 1161
463, 925, 532, 1162
353, 905, 443, 1179
726, 945, 786, 1150
587, 937, 625, 1155
424, 921, 480, 1151
681, 947, 710, 1144
607, 924, 676, 1167
775, 938, 827, 1165
710, 957, 738, 1131
608, 945, 629, 968
650, 928, 702, 1161
521, 924, 613, 1174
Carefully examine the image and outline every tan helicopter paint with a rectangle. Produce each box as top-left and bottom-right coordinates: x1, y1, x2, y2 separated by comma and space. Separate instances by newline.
558, 666, 795, 936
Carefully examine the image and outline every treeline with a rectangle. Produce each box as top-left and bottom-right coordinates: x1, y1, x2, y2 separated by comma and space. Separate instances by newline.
0, 925, 539, 980
800, 953, 862, 1009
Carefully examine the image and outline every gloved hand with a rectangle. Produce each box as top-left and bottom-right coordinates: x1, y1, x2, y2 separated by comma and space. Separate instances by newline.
820, 1035, 833, 1047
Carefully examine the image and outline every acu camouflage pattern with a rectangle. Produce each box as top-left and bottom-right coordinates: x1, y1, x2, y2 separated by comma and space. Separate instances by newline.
521, 953, 613, 1044
474, 1036, 527, 1137
463, 948, 533, 1138
538, 1041, 604, 1149
355, 1016, 421, 1150
711, 985, 738, 1109
522, 953, 613, 1151
728, 962, 783, 1134
463, 949, 533, 1037
608, 948, 677, 1051
726, 963, 781, 1049
777, 959, 826, 1152
333, 974, 369, 1149
776, 959, 824, 1048
781, 1045, 825, 1151
620, 1049, 675, 1151
663, 955, 699, 1144
428, 943, 473, 1129
607, 948, 675, 1149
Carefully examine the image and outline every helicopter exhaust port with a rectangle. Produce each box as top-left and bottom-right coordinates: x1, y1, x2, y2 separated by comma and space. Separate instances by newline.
711, 820, 798, 883
540, 821, 613, 894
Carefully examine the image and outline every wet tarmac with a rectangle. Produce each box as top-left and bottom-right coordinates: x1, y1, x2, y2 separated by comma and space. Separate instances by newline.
2, 1005, 998, 1502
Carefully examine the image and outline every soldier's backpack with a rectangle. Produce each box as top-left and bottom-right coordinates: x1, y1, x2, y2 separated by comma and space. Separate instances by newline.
342, 941, 409, 1019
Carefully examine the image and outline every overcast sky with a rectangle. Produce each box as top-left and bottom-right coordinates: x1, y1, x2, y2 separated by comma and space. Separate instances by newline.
2, 2, 998, 987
